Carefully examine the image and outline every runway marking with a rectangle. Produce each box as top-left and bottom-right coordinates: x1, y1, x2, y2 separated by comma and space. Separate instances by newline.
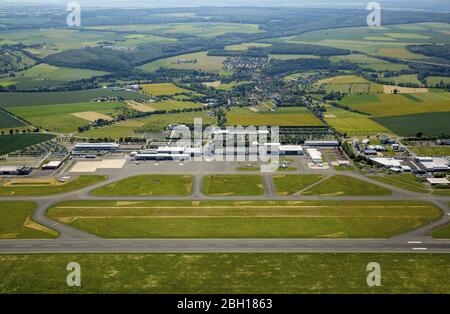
412, 248, 428, 251
408, 241, 422, 244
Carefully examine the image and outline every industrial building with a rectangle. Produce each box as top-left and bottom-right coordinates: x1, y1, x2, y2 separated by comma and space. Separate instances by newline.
74, 143, 120, 151
42, 161, 63, 170
304, 141, 339, 147
370, 158, 403, 168
307, 149, 323, 164
0, 166, 33, 176
279, 145, 304, 156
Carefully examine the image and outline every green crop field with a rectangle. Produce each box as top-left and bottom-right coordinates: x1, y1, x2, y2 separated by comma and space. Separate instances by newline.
0, 110, 25, 128
302, 175, 392, 196
0, 201, 58, 239
0, 133, 55, 155
141, 83, 194, 96
225, 42, 272, 50
15, 63, 108, 81
373, 112, 450, 137
340, 92, 450, 117
273, 174, 325, 195
149, 100, 202, 111
0, 175, 106, 196
227, 107, 323, 127
9, 101, 124, 133
324, 105, 390, 134
47, 200, 441, 239
92, 175, 194, 197
330, 54, 410, 72
203, 175, 265, 196
140, 51, 229, 74
0, 89, 143, 108
370, 174, 430, 193
315, 75, 384, 95
80, 110, 216, 139
385, 74, 423, 86
426, 76, 450, 87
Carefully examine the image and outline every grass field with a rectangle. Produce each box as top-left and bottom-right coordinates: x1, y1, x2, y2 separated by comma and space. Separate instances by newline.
13, 63, 108, 81
0, 133, 55, 155
225, 42, 272, 50
273, 174, 325, 195
302, 175, 392, 196
370, 174, 430, 193
426, 76, 450, 87
47, 200, 441, 239
0, 175, 106, 196
9, 101, 125, 133
330, 54, 410, 71
227, 107, 323, 127
373, 112, 450, 137
140, 52, 228, 74
385, 74, 423, 86
324, 105, 390, 134
0, 201, 58, 239
0, 110, 25, 128
91, 175, 194, 197
409, 146, 450, 156
141, 83, 194, 96
0, 89, 142, 108
432, 224, 450, 239
2, 253, 450, 293
202, 175, 265, 196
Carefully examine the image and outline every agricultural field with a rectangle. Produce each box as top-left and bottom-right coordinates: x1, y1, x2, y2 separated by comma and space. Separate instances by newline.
0, 201, 58, 239
0, 175, 106, 196
227, 107, 323, 127
148, 100, 202, 111
1, 253, 450, 293
426, 76, 450, 87
91, 22, 262, 38
91, 175, 194, 197
323, 105, 390, 135
0, 64, 109, 89
0, 89, 143, 108
384, 74, 424, 86
141, 83, 195, 97
314, 75, 384, 95
225, 42, 272, 51
373, 112, 450, 137
340, 91, 450, 117
369, 174, 430, 193
0, 133, 55, 155
140, 51, 229, 74
80, 110, 216, 138
330, 54, 410, 72
46, 200, 441, 239
9, 101, 126, 133
281, 22, 450, 59
202, 80, 249, 91
0, 110, 25, 128
272, 174, 325, 196
302, 175, 392, 196
202, 175, 265, 196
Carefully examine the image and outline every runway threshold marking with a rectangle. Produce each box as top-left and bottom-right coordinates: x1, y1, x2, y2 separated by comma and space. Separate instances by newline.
412, 248, 428, 251
408, 241, 423, 244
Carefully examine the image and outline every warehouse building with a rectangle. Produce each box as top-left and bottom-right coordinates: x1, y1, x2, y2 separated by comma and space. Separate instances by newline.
74, 143, 120, 151
42, 161, 63, 170
307, 149, 323, 164
279, 145, 304, 156
0, 166, 33, 176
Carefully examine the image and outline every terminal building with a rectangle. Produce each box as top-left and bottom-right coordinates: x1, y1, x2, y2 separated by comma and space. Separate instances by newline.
74, 143, 120, 151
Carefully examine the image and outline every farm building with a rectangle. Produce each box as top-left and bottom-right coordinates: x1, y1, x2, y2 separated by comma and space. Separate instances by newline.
74, 143, 120, 151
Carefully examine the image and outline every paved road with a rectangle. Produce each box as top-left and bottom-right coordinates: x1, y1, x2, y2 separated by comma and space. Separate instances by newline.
1, 160, 449, 254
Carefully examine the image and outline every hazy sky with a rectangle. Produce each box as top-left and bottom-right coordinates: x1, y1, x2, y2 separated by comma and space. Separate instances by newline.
1, 0, 449, 11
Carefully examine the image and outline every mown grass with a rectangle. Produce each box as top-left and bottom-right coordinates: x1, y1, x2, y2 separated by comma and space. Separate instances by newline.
0, 175, 106, 196
47, 200, 441, 239
273, 174, 325, 196
302, 175, 392, 196
202, 175, 265, 196
91, 175, 194, 197
0, 201, 58, 239
369, 174, 430, 193
3, 253, 450, 293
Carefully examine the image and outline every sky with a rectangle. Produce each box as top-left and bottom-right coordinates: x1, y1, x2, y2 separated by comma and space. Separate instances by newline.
1, 0, 449, 11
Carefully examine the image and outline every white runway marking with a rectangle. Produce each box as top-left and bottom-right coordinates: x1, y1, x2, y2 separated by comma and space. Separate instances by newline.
412, 248, 428, 251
